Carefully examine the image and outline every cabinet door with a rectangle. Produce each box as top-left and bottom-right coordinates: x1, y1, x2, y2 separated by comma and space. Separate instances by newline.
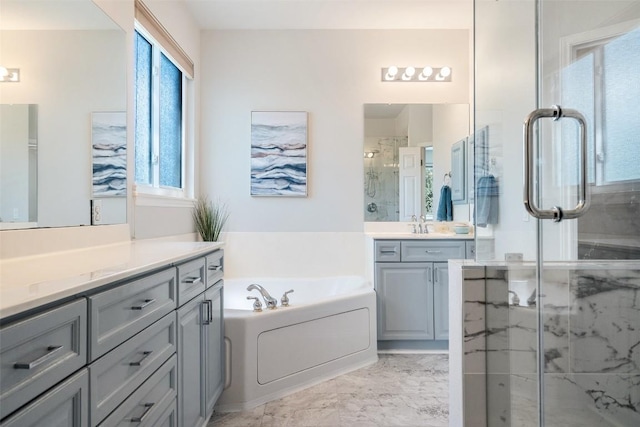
204, 282, 224, 419
375, 263, 434, 340
0, 369, 88, 427
177, 295, 206, 427
433, 262, 449, 340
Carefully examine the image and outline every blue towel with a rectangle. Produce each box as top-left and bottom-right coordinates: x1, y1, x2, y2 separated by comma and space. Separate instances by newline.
475, 175, 499, 227
436, 185, 453, 221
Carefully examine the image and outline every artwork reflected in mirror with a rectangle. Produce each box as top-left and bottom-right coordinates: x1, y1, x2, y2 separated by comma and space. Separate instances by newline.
363, 103, 470, 222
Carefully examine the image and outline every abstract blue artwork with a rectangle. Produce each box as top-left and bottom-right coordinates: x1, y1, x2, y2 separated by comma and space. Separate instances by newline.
251, 111, 308, 196
92, 112, 126, 196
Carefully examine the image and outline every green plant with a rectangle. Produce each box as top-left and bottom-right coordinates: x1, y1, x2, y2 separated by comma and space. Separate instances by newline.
192, 196, 229, 242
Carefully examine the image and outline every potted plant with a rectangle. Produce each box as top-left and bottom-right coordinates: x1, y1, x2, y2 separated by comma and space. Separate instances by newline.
192, 196, 229, 242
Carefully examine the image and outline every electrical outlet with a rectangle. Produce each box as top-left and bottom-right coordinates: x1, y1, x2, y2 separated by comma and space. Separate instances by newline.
91, 199, 103, 225
505, 253, 524, 262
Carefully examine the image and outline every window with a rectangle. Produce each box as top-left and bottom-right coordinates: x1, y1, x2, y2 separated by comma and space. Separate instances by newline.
561, 24, 640, 188
133, 0, 194, 204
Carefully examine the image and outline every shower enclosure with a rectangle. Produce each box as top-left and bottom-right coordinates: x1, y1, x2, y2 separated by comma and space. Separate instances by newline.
474, 0, 639, 425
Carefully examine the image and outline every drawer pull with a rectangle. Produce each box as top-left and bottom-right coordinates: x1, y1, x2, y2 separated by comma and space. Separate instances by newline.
131, 298, 156, 310
184, 277, 202, 285
129, 351, 153, 367
425, 250, 443, 254
380, 250, 397, 254
131, 402, 155, 423
208, 265, 222, 271
14, 345, 64, 370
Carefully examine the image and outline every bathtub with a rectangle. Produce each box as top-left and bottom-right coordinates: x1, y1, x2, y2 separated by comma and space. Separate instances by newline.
215, 276, 378, 411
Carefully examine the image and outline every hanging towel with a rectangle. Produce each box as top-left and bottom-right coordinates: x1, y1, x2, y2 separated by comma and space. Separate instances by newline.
436, 185, 453, 221
475, 175, 499, 227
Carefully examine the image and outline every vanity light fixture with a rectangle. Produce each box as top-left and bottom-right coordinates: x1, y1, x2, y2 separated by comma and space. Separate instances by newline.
381, 66, 451, 82
0, 66, 20, 83
364, 151, 378, 158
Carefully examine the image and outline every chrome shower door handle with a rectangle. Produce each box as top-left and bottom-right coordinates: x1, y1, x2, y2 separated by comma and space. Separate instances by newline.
523, 105, 590, 222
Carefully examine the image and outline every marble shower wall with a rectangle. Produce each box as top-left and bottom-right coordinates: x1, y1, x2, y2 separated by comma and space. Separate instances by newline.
462, 263, 640, 427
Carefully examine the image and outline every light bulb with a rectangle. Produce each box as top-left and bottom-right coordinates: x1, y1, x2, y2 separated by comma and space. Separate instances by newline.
402, 66, 416, 81
385, 65, 398, 81
0, 66, 8, 78
419, 66, 433, 80
440, 66, 451, 77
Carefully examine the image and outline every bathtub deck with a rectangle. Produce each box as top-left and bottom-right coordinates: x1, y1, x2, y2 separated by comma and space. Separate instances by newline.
209, 353, 450, 427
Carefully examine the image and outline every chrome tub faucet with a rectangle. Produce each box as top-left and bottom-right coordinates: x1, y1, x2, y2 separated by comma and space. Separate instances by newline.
247, 284, 278, 309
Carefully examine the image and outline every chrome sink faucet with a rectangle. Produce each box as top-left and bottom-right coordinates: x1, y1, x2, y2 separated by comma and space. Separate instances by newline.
247, 284, 278, 309
419, 215, 429, 234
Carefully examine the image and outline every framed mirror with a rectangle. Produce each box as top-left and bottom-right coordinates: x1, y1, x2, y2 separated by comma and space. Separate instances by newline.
363, 103, 470, 222
0, 0, 127, 230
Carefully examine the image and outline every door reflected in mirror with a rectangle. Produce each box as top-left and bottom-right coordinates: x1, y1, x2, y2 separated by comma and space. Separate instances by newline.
0, 104, 37, 228
363, 103, 470, 222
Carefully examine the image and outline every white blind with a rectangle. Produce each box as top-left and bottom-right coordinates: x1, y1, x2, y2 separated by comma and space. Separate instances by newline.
134, 0, 194, 78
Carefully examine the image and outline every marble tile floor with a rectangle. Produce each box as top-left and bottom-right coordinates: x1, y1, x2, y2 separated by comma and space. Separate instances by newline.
209, 353, 449, 427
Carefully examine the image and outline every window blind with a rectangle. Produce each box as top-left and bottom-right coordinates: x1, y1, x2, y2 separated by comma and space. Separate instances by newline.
134, 0, 194, 78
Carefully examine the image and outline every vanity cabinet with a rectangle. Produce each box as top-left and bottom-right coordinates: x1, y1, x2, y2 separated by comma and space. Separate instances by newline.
177, 252, 224, 427
374, 240, 472, 346
0, 246, 224, 427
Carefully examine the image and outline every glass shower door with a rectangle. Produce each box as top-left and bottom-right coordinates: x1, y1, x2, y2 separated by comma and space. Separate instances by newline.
474, 0, 640, 426
534, 1, 640, 425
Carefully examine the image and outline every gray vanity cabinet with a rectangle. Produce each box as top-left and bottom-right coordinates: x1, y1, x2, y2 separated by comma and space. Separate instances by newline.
433, 262, 449, 340
205, 282, 224, 417
375, 240, 470, 345
177, 293, 207, 427
0, 369, 88, 427
375, 263, 434, 340
177, 252, 224, 427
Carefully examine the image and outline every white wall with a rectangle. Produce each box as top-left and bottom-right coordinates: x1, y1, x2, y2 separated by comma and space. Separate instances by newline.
200, 29, 469, 277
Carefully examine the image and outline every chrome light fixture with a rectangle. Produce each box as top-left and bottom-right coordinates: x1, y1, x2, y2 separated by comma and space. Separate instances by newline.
381, 66, 451, 82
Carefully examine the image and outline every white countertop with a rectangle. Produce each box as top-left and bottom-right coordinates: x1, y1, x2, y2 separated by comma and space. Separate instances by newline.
0, 240, 223, 320
366, 232, 473, 240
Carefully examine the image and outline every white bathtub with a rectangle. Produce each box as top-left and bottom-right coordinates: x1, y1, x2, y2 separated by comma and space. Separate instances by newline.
216, 276, 378, 411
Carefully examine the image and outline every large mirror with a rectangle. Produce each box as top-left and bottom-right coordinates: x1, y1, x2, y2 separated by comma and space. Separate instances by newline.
364, 103, 470, 222
0, 0, 127, 230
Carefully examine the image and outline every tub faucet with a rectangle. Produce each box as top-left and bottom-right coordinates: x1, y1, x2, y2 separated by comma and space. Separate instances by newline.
247, 284, 278, 309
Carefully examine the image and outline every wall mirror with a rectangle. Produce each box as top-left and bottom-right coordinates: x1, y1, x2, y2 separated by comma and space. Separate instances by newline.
363, 103, 470, 222
0, 0, 127, 230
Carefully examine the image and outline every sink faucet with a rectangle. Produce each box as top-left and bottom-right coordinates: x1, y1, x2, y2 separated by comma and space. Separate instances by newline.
247, 284, 278, 309
419, 215, 429, 234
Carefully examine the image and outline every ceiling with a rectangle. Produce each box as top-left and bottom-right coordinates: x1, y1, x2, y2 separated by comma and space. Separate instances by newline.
182, 0, 473, 30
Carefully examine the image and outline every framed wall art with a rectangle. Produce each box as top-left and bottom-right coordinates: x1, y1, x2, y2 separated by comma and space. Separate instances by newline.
250, 111, 308, 197
91, 111, 126, 196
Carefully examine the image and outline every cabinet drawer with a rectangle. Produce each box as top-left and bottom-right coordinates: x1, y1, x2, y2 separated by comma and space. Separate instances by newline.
205, 250, 224, 289
177, 258, 206, 307
89, 313, 176, 426
401, 241, 466, 262
99, 355, 177, 427
89, 268, 176, 361
0, 368, 88, 427
154, 399, 177, 427
0, 299, 87, 419
374, 241, 401, 262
